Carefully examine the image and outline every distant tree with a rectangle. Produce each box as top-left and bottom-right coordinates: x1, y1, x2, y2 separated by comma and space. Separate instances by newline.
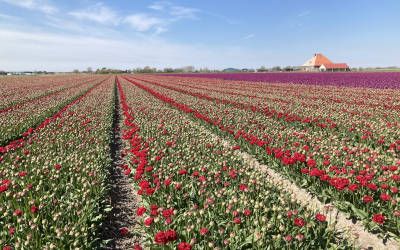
93, 67, 125, 74
182, 66, 195, 73
73, 69, 80, 73
142, 66, 157, 73
131, 66, 158, 73
257, 66, 268, 72
198, 67, 210, 72
271, 66, 282, 72
87, 67, 93, 73
283, 66, 294, 71
174, 68, 184, 73
142, 66, 151, 73
99, 67, 107, 74
163, 68, 174, 73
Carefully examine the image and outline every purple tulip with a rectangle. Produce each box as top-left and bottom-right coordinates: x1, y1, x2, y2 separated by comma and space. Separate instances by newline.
164, 72, 400, 89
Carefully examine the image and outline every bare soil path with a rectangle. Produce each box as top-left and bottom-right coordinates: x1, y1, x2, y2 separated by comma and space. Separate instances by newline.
100, 82, 140, 249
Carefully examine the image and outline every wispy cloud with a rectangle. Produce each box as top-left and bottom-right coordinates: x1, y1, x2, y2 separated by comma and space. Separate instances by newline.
0, 12, 20, 21
202, 10, 239, 25
148, 1, 199, 20
148, 1, 168, 11
66, 2, 198, 34
1, 1, 268, 71
298, 10, 311, 17
0, 28, 273, 71
123, 14, 165, 32
243, 34, 255, 40
43, 16, 121, 37
0, 28, 200, 71
44, 16, 86, 33
0, 0, 57, 14
169, 6, 199, 19
69, 3, 119, 25
121, 1, 201, 34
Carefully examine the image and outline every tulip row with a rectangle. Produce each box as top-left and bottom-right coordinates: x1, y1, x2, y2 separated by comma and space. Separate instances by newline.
0, 76, 108, 147
0, 77, 99, 115
132, 76, 337, 130
132, 75, 400, 151
164, 72, 400, 89
0, 75, 97, 109
0, 77, 115, 249
116, 77, 351, 249
122, 76, 400, 240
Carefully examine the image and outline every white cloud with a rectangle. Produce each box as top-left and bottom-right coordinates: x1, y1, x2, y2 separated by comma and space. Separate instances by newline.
169, 6, 198, 19
202, 11, 238, 25
148, 1, 168, 11
137, 2, 200, 33
0, 0, 57, 14
69, 3, 119, 25
67, 2, 196, 34
43, 16, 122, 39
243, 34, 255, 40
0, 29, 203, 71
123, 14, 165, 32
44, 16, 85, 32
298, 11, 311, 17
155, 26, 168, 34
148, 1, 199, 19
0, 13, 19, 20
0, 28, 275, 71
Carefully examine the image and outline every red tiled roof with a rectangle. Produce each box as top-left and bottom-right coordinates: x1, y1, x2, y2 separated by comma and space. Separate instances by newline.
313, 53, 333, 66
322, 63, 349, 69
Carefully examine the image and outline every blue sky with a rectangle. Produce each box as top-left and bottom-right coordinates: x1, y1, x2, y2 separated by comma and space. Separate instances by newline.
0, 0, 399, 71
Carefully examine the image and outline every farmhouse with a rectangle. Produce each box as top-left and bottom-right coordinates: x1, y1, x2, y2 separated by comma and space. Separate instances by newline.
301, 53, 350, 72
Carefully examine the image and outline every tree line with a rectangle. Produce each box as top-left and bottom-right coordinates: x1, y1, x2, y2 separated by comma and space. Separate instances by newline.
76, 65, 299, 74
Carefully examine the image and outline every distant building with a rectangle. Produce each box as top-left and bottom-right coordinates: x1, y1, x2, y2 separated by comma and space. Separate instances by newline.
319, 63, 350, 72
301, 53, 349, 72
223, 68, 241, 72
241, 68, 255, 72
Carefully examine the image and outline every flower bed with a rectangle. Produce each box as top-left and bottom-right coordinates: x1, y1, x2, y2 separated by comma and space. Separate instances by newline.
123, 75, 400, 240
0, 77, 108, 148
0, 77, 114, 249
116, 77, 350, 249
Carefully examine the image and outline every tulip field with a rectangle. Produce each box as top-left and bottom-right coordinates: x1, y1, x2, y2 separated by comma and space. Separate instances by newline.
0, 73, 399, 249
